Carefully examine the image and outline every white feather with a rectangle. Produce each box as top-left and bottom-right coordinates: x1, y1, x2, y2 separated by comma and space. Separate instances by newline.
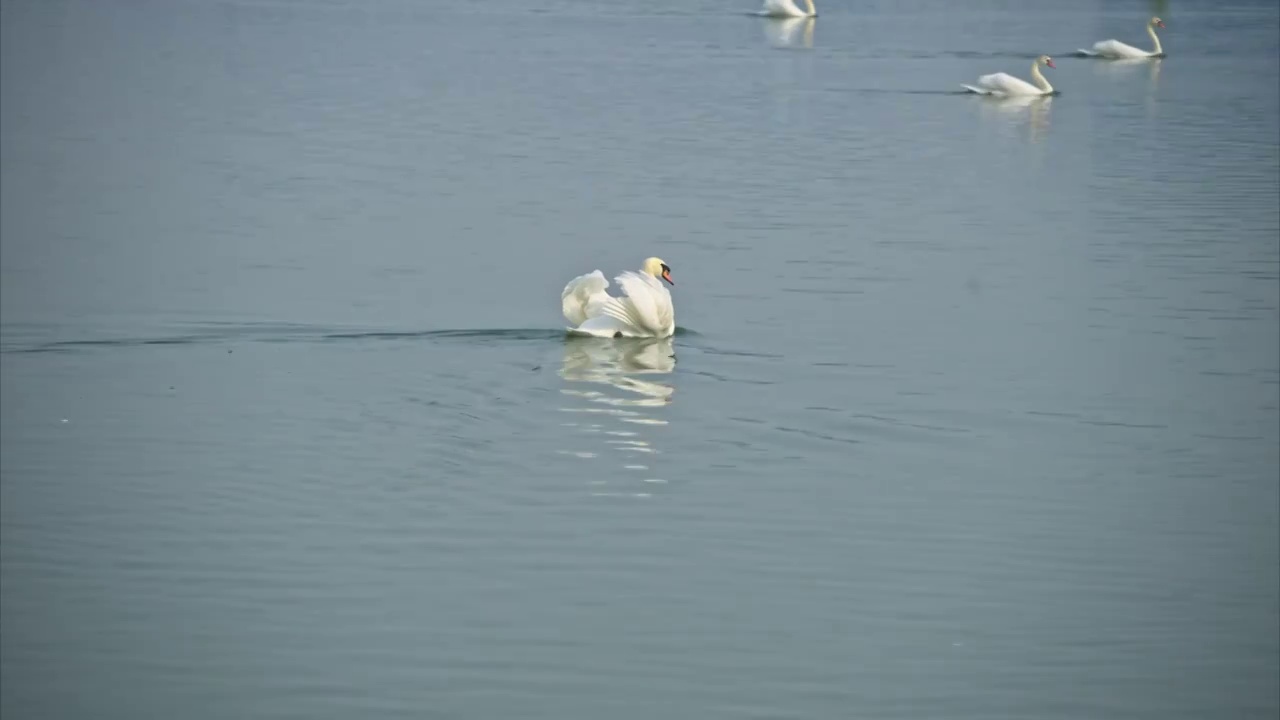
1079, 19, 1165, 59
560, 262, 676, 339
966, 72, 1042, 96
758, 0, 815, 18
561, 270, 610, 328
1085, 39, 1152, 59
961, 57, 1054, 97
600, 272, 674, 338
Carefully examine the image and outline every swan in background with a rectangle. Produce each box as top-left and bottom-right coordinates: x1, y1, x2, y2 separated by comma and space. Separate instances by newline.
962, 55, 1056, 97
1079, 17, 1165, 59
758, 0, 815, 18
562, 257, 676, 339
763, 16, 815, 49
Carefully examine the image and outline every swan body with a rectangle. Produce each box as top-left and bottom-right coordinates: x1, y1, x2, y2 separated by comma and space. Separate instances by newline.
962, 55, 1056, 97
1079, 17, 1165, 59
758, 0, 815, 18
562, 257, 675, 339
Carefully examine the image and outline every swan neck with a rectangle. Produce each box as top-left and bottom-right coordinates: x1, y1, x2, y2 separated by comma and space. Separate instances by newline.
1148, 23, 1163, 54
1031, 62, 1052, 93
804, 0, 815, 15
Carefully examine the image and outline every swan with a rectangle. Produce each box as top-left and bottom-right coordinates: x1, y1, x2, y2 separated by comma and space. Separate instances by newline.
1078, 17, 1165, 59
961, 55, 1056, 97
758, 0, 815, 19
562, 257, 675, 339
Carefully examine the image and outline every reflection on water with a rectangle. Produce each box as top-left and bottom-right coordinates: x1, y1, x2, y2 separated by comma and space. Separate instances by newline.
557, 336, 676, 495
1092, 57, 1162, 79
762, 17, 815, 50
1092, 58, 1162, 116
977, 94, 1054, 143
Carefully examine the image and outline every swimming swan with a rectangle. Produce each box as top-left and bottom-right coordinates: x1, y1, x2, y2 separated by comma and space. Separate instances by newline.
1079, 17, 1166, 59
962, 55, 1056, 97
562, 257, 676, 339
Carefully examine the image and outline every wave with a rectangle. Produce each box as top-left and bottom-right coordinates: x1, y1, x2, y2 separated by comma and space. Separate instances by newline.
1, 324, 699, 354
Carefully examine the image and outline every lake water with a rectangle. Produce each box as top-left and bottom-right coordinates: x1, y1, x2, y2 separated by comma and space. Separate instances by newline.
2, 0, 1278, 717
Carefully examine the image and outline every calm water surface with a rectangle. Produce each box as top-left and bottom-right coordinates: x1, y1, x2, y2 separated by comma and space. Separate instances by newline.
2, 0, 1278, 717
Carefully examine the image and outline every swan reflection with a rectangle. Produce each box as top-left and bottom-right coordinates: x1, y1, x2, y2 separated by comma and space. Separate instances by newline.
1094, 57, 1162, 95
561, 336, 674, 405
1093, 58, 1162, 116
763, 17, 814, 49
978, 94, 1053, 142
557, 336, 676, 493
1092, 56, 1161, 79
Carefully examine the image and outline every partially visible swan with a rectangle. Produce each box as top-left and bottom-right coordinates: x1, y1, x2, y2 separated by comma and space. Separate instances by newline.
758, 0, 815, 19
562, 257, 676, 339
1079, 17, 1165, 59
962, 55, 1056, 97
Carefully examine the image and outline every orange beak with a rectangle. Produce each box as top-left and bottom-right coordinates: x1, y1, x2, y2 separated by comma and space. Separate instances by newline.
661, 269, 673, 286
1046, 59, 1056, 69
1156, 20, 1165, 28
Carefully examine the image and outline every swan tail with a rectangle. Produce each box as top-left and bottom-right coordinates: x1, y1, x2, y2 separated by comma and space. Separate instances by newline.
960, 84, 991, 95
1075, 48, 1098, 57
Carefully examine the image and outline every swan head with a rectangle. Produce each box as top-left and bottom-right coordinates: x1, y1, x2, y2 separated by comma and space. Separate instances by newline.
642, 257, 674, 286
1037, 54, 1056, 69
1150, 16, 1165, 29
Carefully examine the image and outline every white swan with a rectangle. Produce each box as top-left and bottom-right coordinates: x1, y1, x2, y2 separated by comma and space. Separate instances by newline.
562, 257, 675, 339
758, 0, 815, 19
961, 55, 1056, 97
1079, 17, 1165, 59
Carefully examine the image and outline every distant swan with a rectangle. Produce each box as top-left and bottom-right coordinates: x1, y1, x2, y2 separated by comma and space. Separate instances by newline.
961, 55, 1056, 97
758, 0, 815, 18
1079, 17, 1165, 59
562, 257, 676, 339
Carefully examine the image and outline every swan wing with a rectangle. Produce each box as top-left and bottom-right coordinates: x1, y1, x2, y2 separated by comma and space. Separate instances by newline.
561, 270, 610, 327
760, 0, 805, 17
1089, 39, 1145, 58
974, 72, 1040, 96
598, 271, 675, 338
570, 314, 634, 338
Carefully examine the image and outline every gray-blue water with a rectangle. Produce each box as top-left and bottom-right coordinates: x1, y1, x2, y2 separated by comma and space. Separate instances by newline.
2, 0, 1278, 717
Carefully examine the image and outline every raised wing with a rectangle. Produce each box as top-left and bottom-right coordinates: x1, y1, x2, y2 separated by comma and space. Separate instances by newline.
561, 270, 609, 327
600, 271, 674, 338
